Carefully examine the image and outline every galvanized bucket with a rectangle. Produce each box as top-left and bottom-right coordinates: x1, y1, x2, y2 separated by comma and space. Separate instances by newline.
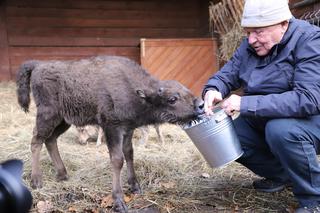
183, 108, 243, 168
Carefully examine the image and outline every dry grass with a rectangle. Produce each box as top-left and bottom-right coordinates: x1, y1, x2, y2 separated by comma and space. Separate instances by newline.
0, 82, 298, 213
209, 0, 245, 61
218, 24, 245, 61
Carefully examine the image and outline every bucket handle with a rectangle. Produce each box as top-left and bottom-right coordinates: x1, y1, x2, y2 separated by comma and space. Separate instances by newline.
214, 110, 228, 123
212, 103, 239, 122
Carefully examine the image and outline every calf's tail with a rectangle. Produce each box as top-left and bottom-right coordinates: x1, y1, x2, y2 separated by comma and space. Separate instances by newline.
16, 61, 38, 112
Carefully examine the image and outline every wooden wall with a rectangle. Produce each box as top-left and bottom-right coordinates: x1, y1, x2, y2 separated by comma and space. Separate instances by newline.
0, 2, 10, 81
141, 38, 218, 96
0, 0, 213, 81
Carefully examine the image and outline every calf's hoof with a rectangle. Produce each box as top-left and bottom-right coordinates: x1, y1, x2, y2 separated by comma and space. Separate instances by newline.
130, 182, 142, 194
113, 198, 128, 213
56, 173, 68, 182
31, 174, 43, 189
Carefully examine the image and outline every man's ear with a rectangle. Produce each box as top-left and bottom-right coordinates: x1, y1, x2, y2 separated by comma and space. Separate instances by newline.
136, 89, 146, 99
280, 20, 289, 30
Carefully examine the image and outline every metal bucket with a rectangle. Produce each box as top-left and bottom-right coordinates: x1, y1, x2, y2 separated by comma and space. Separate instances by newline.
183, 108, 243, 168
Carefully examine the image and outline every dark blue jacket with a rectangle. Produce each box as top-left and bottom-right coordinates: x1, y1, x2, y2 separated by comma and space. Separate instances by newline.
203, 18, 320, 118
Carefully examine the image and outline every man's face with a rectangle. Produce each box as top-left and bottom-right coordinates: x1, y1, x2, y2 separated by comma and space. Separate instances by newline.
244, 22, 288, 56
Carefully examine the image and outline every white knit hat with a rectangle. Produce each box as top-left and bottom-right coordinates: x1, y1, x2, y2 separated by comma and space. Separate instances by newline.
241, 0, 292, 27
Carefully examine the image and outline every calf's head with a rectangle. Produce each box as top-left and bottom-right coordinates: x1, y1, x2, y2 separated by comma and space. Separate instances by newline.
137, 80, 203, 124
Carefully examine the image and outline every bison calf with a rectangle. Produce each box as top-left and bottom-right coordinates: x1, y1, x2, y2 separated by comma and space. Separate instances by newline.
16, 56, 202, 212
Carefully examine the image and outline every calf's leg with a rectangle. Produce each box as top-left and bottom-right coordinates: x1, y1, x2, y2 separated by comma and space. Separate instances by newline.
155, 124, 164, 144
123, 130, 141, 194
45, 121, 70, 181
105, 127, 128, 213
30, 130, 44, 189
96, 127, 104, 146
30, 107, 63, 188
138, 126, 149, 145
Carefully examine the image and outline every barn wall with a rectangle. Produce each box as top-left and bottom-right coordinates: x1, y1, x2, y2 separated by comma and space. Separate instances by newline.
0, 1, 10, 81
141, 38, 218, 97
0, 0, 213, 80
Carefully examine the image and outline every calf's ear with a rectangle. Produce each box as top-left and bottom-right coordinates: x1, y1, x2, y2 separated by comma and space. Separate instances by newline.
136, 89, 146, 99
158, 87, 164, 95
136, 88, 160, 104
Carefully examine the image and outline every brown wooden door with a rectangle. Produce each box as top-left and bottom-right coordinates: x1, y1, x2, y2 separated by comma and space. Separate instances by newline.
140, 38, 219, 97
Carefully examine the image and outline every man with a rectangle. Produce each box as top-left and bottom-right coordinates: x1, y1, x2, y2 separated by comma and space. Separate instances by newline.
203, 0, 320, 212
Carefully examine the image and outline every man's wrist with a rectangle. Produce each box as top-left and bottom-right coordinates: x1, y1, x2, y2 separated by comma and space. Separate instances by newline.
202, 87, 218, 99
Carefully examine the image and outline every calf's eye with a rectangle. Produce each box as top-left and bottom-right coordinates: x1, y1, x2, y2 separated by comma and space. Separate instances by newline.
168, 96, 178, 105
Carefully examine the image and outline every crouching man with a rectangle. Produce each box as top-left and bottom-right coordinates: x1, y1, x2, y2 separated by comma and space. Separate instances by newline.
202, 0, 320, 212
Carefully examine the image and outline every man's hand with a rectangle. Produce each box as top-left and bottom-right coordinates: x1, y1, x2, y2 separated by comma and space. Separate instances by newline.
221, 94, 241, 116
204, 90, 223, 116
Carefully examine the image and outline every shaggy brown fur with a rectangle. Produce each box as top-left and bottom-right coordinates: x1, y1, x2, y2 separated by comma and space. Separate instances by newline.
16, 56, 202, 213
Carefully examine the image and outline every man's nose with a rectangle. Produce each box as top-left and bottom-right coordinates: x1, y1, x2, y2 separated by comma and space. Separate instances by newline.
248, 32, 257, 44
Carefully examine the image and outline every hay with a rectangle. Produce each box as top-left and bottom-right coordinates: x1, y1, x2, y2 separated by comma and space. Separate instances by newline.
0, 82, 298, 212
218, 24, 244, 61
209, 0, 246, 61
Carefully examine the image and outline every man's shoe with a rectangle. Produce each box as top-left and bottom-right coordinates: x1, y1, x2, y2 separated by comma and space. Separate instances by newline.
252, 178, 287, 193
295, 205, 320, 213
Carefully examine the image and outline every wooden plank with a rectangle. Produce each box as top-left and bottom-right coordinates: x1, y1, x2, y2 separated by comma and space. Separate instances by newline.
0, 0, 11, 81
9, 36, 140, 47
10, 54, 141, 74
7, 16, 200, 28
7, 0, 197, 10
8, 26, 200, 38
141, 38, 217, 46
10, 47, 140, 77
10, 46, 139, 57
6, 7, 198, 19
198, 0, 210, 36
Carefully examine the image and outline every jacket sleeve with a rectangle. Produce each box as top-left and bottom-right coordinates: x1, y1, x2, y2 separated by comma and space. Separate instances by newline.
241, 31, 320, 117
203, 43, 243, 98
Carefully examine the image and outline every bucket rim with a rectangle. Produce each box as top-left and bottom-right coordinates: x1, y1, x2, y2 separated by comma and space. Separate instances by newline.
182, 109, 228, 130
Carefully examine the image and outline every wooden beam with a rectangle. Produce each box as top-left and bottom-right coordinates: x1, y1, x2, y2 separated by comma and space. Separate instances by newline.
9, 36, 140, 47
0, 0, 11, 81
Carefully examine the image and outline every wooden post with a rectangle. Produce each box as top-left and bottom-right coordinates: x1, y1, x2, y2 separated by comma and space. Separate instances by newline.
0, 0, 11, 81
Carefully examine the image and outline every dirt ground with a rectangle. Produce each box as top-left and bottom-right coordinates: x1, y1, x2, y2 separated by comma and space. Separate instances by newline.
0, 82, 298, 213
